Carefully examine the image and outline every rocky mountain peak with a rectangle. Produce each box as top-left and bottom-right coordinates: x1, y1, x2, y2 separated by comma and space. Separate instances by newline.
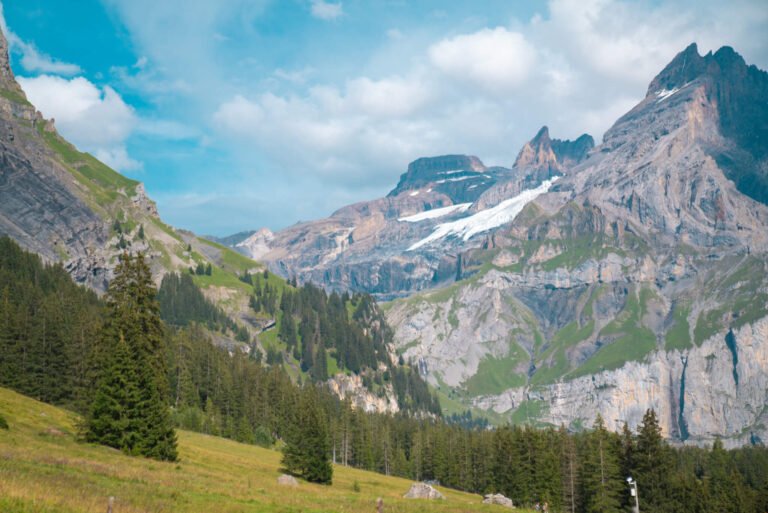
513, 126, 556, 170
646, 42, 706, 95
0, 28, 26, 98
388, 155, 487, 197
530, 125, 552, 146
647, 43, 753, 99
513, 126, 593, 174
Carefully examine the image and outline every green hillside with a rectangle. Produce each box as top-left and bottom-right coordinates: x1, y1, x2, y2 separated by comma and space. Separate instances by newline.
0, 387, 512, 513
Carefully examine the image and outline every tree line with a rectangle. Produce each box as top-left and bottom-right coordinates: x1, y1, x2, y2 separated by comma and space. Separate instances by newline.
0, 236, 767, 510
247, 270, 440, 414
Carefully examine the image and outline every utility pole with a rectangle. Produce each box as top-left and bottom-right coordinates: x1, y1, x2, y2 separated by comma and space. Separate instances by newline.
626, 476, 639, 513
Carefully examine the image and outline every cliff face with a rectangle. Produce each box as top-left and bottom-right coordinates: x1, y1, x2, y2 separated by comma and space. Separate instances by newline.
472, 316, 768, 448
0, 31, 113, 289
384, 44, 768, 444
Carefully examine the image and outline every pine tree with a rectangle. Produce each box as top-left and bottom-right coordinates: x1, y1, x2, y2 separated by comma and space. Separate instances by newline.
633, 409, 673, 512
314, 342, 329, 381
282, 385, 333, 484
85, 333, 140, 452
560, 425, 581, 513
581, 415, 624, 513
85, 252, 177, 461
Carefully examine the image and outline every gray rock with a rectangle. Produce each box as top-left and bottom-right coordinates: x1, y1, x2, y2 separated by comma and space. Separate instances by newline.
277, 474, 298, 486
403, 482, 445, 500
483, 493, 515, 508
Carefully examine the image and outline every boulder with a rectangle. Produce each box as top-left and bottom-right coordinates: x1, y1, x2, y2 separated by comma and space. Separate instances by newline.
277, 474, 298, 487
483, 493, 515, 508
403, 482, 445, 500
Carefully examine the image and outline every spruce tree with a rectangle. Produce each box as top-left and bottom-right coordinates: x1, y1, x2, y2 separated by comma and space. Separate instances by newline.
282, 385, 333, 484
85, 252, 177, 461
633, 409, 673, 512
581, 415, 623, 513
85, 333, 140, 451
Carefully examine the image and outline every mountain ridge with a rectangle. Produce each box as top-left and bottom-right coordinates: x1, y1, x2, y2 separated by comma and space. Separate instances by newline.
236, 42, 768, 445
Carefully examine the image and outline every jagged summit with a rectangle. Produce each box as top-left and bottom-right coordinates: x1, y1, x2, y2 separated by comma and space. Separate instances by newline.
637, 42, 768, 205
647, 42, 756, 98
513, 125, 593, 174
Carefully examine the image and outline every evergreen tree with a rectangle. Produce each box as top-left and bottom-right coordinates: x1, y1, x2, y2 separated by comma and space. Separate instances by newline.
282, 386, 333, 484
633, 409, 673, 512
86, 252, 177, 461
581, 415, 624, 513
314, 342, 329, 381
85, 333, 140, 452
560, 425, 581, 513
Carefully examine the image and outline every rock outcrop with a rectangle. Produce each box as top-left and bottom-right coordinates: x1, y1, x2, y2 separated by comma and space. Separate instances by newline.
483, 493, 515, 508
403, 482, 445, 500
277, 474, 299, 486
327, 373, 399, 414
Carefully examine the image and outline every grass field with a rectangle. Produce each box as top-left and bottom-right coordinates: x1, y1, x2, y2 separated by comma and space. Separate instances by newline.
0, 387, 525, 513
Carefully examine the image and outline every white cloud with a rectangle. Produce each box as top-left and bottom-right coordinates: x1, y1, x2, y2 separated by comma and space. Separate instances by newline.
0, 4, 81, 76
137, 118, 199, 141
17, 75, 141, 172
14, 39, 82, 75
310, 0, 343, 21
273, 67, 315, 84
345, 76, 430, 117
429, 27, 536, 93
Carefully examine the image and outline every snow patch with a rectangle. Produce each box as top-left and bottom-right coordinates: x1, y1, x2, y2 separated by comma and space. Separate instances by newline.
407, 178, 558, 250
398, 203, 473, 223
434, 175, 482, 184
656, 87, 679, 102
409, 190, 420, 197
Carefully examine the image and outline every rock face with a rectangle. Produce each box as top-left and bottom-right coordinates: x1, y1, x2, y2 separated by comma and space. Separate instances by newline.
326, 373, 399, 414
0, 30, 113, 289
403, 482, 445, 500
483, 493, 515, 508
385, 44, 768, 445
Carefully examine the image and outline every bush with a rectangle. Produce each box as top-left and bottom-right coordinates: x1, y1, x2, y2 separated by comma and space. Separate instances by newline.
0, 412, 8, 429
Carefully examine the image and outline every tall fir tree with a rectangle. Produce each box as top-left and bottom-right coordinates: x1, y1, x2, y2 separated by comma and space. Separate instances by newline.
85, 333, 140, 452
282, 385, 333, 483
633, 409, 673, 512
581, 415, 624, 513
85, 252, 177, 461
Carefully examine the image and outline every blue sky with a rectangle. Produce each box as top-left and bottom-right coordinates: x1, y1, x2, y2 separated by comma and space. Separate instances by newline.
2, 0, 767, 235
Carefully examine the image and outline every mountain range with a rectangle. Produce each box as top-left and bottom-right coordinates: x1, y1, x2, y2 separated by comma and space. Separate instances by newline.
234, 43, 768, 446
1, 19, 767, 447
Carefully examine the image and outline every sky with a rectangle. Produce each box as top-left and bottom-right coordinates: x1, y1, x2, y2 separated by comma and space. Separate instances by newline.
2, 0, 767, 236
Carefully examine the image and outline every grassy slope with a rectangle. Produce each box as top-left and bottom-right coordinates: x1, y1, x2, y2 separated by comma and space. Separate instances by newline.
0, 388, 521, 513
